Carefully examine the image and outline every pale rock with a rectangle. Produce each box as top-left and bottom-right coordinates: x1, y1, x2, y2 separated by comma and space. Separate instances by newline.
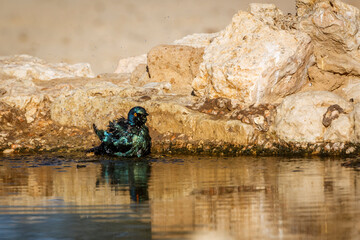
0, 73, 169, 124
0, 76, 43, 123
345, 146, 356, 154
0, 55, 140, 124
250, 3, 298, 32
78, 81, 137, 98
253, 115, 267, 131
323, 114, 354, 142
193, 7, 314, 105
298, 0, 360, 76
249, 3, 283, 26
84, 81, 120, 89
0, 55, 94, 80
335, 78, 360, 103
129, 65, 171, 94
130, 64, 150, 86
3, 149, 14, 154
147, 45, 204, 95
173, 33, 219, 48
0, 77, 39, 96
296, 0, 318, 17
1, 94, 51, 123
114, 54, 147, 74
143, 82, 172, 94
274, 91, 353, 143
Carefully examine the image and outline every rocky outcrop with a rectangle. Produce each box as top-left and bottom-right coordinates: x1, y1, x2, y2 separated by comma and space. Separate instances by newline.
173, 33, 218, 48
274, 91, 354, 143
0, 55, 94, 80
192, 4, 314, 105
114, 54, 147, 74
298, 0, 360, 89
146, 45, 204, 95
115, 34, 215, 94
336, 79, 360, 103
2, 0, 360, 157
0, 55, 96, 123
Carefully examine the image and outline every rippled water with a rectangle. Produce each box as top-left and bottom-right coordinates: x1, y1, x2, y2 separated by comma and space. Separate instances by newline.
0, 154, 359, 240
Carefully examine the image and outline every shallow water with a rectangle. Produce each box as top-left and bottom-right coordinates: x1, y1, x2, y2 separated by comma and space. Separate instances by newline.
0, 154, 359, 240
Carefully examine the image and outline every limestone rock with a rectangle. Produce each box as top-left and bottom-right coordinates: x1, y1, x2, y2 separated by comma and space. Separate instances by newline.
0, 55, 94, 123
304, 65, 360, 103
173, 33, 219, 48
2, 149, 14, 154
323, 114, 354, 142
335, 78, 360, 103
147, 45, 204, 95
0, 77, 39, 97
249, 3, 285, 26
274, 91, 353, 143
296, 0, 318, 17
307, 65, 346, 91
298, 0, 360, 76
114, 54, 147, 74
130, 64, 150, 86
193, 6, 314, 105
0, 66, 172, 124
0, 74, 44, 123
0, 55, 94, 80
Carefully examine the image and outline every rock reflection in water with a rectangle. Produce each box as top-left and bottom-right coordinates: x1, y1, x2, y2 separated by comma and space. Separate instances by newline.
149, 157, 360, 240
0, 156, 152, 239
0, 155, 359, 240
0, 157, 151, 206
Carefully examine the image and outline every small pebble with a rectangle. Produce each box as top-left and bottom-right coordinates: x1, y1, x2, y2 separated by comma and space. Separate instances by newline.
3, 149, 14, 154
346, 147, 355, 155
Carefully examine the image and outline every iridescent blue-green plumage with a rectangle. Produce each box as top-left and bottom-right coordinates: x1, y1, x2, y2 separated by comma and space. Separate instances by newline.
90, 107, 151, 157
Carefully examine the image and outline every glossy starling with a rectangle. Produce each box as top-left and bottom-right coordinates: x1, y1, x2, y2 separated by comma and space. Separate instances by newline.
89, 106, 151, 157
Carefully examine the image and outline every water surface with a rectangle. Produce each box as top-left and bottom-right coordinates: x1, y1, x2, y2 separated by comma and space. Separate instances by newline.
0, 154, 359, 239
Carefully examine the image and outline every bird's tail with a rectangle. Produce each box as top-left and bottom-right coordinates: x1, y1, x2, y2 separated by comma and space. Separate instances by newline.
93, 123, 106, 140
93, 123, 99, 133
86, 143, 106, 155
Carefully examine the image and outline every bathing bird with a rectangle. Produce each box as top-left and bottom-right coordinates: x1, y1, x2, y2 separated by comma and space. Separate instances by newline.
89, 106, 151, 157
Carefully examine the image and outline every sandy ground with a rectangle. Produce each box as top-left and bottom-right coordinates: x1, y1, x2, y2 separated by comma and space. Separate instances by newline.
0, 0, 359, 74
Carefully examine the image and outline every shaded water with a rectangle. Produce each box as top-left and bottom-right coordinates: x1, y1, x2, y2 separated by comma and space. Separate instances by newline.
0, 154, 359, 240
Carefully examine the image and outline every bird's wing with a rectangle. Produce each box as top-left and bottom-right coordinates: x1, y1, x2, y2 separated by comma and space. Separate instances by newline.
113, 134, 133, 146
114, 128, 150, 157
107, 118, 130, 136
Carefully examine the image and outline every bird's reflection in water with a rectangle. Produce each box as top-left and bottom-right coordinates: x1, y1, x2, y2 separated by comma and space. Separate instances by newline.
97, 159, 151, 203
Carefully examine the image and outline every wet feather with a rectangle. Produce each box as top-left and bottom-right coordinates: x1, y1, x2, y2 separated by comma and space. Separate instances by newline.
89, 107, 151, 157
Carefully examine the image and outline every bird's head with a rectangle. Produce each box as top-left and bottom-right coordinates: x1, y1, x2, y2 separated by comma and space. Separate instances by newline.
128, 106, 149, 126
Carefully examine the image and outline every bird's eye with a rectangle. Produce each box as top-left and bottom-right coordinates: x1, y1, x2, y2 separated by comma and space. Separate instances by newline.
134, 113, 137, 117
